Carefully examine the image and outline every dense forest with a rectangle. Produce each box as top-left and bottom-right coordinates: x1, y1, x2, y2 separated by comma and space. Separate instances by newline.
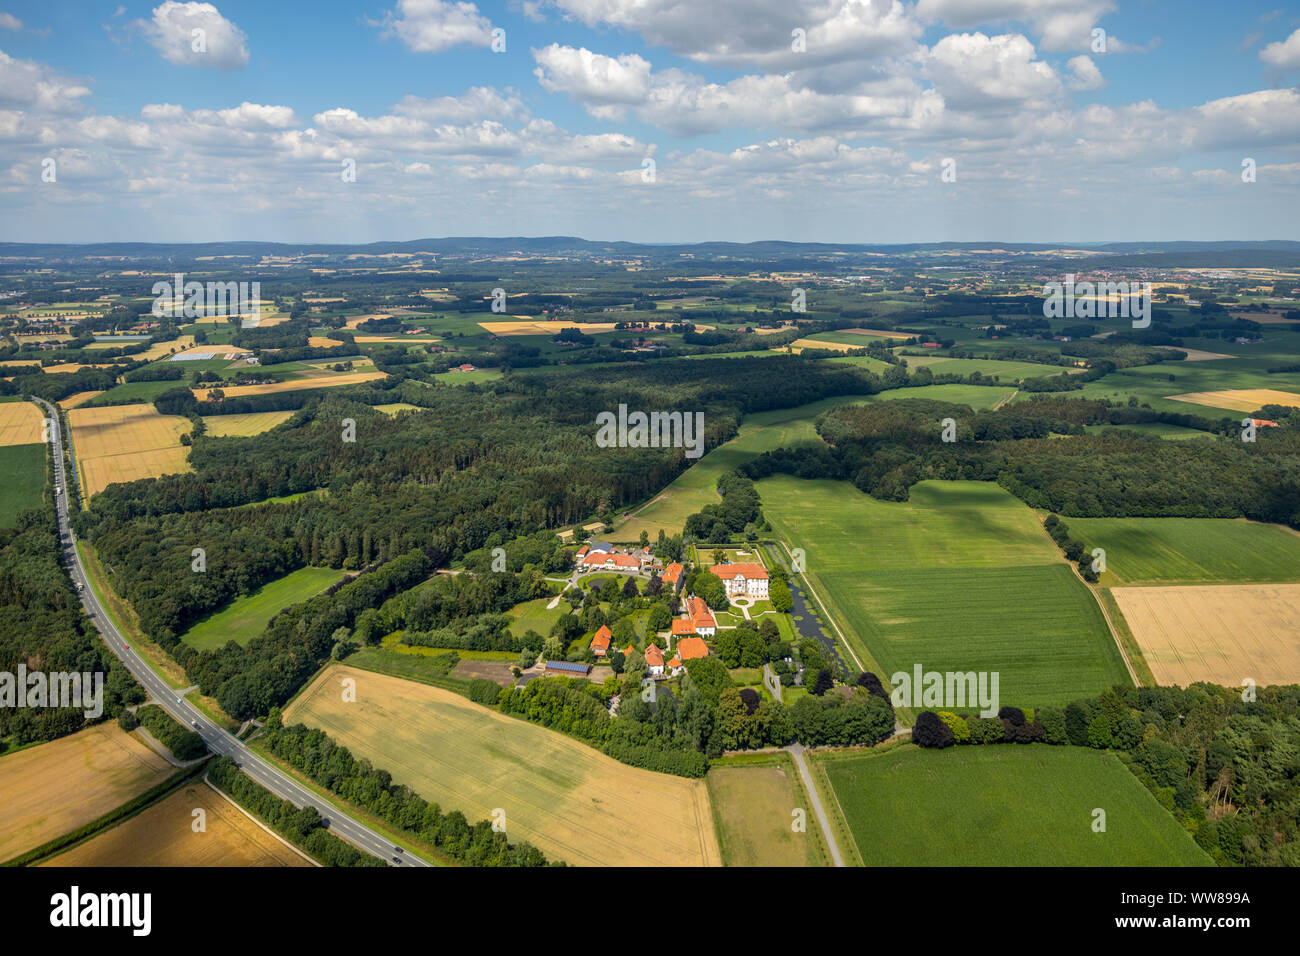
0, 503, 141, 748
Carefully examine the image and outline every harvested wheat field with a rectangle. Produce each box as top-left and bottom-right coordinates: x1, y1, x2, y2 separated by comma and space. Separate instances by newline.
838, 327, 914, 339
787, 338, 859, 353
58, 391, 102, 409
285, 665, 722, 867
1154, 347, 1234, 361
1112, 583, 1300, 687
192, 371, 385, 401
84, 335, 194, 361
1166, 389, 1300, 412
0, 724, 174, 862
68, 404, 191, 496
201, 411, 295, 437
0, 400, 45, 446
41, 783, 312, 867
343, 313, 391, 329
479, 320, 620, 336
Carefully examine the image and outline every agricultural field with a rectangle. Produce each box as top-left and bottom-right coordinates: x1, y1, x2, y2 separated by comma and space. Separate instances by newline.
900, 356, 1085, 381
201, 411, 295, 437
58, 390, 103, 409
1110, 583, 1300, 687
192, 370, 385, 400
434, 368, 504, 385
479, 320, 620, 336
0, 724, 175, 862
1165, 388, 1300, 413
68, 404, 192, 497
1062, 517, 1300, 585
758, 478, 1130, 706
284, 666, 722, 867
707, 757, 825, 866
0, 399, 44, 446
40, 783, 311, 867
181, 566, 347, 650
822, 746, 1210, 866
373, 403, 422, 416
0, 442, 46, 526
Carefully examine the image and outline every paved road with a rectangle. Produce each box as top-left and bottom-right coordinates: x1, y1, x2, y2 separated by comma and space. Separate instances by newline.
34, 397, 426, 868
785, 743, 844, 867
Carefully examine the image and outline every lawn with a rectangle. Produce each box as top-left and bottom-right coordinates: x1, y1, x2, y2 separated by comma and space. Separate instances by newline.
0, 443, 46, 527
758, 478, 1130, 707
821, 745, 1211, 866
181, 566, 346, 649
506, 596, 568, 637
1063, 517, 1300, 586
285, 665, 722, 867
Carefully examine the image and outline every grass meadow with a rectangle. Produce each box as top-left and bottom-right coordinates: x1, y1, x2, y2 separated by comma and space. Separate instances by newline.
1063, 517, 1300, 586
821, 745, 1210, 866
0, 443, 46, 527
181, 566, 346, 649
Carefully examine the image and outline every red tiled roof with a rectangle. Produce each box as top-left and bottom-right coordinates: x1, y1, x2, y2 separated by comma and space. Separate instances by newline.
667, 656, 682, 669
688, 596, 717, 628
709, 562, 769, 581
591, 625, 612, 654
644, 643, 665, 667
623, 643, 636, 658
676, 637, 709, 660
581, 552, 640, 569
662, 562, 683, 584
671, 618, 695, 635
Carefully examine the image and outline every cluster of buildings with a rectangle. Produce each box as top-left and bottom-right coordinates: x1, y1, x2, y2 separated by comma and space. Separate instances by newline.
574, 557, 774, 680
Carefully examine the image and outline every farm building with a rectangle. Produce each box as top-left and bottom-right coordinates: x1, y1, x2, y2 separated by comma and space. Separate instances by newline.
591, 625, 612, 657
544, 660, 591, 677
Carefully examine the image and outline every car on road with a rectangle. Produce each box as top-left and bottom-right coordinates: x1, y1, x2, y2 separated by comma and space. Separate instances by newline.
394, 847, 404, 854
191, 720, 201, 729
391, 856, 401, 864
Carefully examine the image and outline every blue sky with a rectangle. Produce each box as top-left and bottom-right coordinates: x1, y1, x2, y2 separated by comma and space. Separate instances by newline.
2, 0, 1299, 243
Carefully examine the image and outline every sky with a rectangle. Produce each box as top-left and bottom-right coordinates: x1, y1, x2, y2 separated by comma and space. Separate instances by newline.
1, 0, 1299, 244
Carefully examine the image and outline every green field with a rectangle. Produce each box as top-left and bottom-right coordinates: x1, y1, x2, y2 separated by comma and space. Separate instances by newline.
0, 444, 46, 527
180, 566, 346, 649
1061, 516, 1300, 586
1082, 422, 1218, 440
759, 478, 1130, 706
505, 596, 568, 637
822, 745, 1211, 866
706, 755, 827, 866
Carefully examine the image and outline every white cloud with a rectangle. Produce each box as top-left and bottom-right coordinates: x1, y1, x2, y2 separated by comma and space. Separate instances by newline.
925, 33, 1060, 110
381, 0, 494, 53
917, 0, 1123, 53
0, 49, 92, 113
0, 13, 22, 31
139, 2, 250, 70
1066, 54, 1104, 90
1260, 28, 1300, 69
532, 44, 652, 118
393, 87, 528, 123
552, 0, 920, 69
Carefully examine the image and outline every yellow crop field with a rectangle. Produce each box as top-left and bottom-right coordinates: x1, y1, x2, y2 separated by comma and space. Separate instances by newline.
1112, 583, 1300, 687
479, 320, 620, 336
0, 401, 45, 446
1166, 389, 1300, 412
84, 336, 194, 361
41, 783, 312, 867
68, 404, 191, 496
838, 327, 914, 339
787, 338, 859, 353
0, 724, 174, 862
285, 666, 722, 867
343, 313, 391, 328
201, 411, 295, 437
192, 370, 385, 401
59, 391, 103, 409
